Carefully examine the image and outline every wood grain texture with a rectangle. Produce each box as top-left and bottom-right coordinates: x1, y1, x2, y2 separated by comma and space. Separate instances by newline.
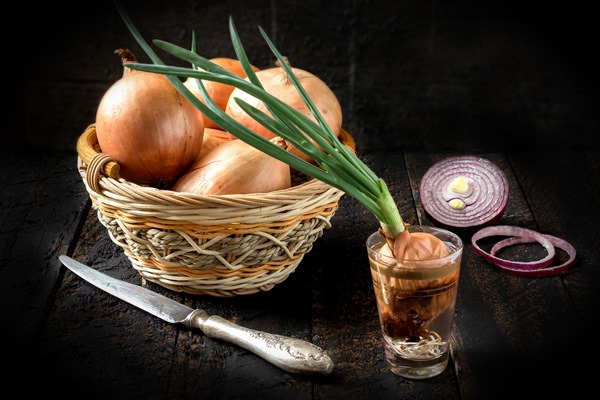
3, 147, 598, 399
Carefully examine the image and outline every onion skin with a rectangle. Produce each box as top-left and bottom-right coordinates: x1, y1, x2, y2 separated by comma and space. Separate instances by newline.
225, 66, 343, 164
183, 57, 259, 129
96, 49, 204, 185
198, 127, 236, 158
420, 156, 509, 229
172, 137, 291, 195
376, 227, 459, 297
391, 229, 450, 261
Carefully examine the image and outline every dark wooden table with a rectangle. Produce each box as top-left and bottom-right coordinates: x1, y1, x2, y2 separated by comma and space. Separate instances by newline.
3, 149, 598, 399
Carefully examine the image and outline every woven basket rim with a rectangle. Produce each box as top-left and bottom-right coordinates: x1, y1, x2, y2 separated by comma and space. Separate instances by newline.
77, 124, 353, 206
76, 124, 352, 223
78, 155, 336, 201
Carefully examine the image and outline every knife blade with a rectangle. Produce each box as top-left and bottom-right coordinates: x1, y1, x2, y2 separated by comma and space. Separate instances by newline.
59, 255, 334, 375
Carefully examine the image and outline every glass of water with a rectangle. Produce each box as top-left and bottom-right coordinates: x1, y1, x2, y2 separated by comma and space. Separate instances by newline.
366, 225, 463, 379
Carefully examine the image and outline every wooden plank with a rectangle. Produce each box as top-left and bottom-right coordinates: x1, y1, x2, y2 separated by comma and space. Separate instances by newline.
13, 147, 597, 397
509, 151, 599, 387
1, 153, 89, 377
509, 151, 600, 328
166, 262, 317, 398
35, 209, 192, 398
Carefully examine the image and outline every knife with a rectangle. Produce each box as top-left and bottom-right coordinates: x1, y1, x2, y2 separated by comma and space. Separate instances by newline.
59, 255, 334, 375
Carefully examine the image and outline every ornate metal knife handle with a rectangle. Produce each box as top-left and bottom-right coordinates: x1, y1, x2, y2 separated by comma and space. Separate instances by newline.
186, 310, 334, 375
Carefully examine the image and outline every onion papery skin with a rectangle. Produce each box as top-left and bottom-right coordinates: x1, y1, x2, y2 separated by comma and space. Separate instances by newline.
198, 127, 237, 158
172, 138, 291, 195
183, 58, 259, 129
225, 66, 343, 164
381, 227, 451, 262
471, 225, 576, 276
96, 69, 204, 185
420, 156, 509, 229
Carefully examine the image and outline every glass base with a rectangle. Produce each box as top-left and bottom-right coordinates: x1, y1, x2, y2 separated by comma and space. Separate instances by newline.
388, 358, 448, 379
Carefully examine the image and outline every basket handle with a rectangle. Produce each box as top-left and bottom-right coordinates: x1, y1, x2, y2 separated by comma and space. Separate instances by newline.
77, 124, 121, 179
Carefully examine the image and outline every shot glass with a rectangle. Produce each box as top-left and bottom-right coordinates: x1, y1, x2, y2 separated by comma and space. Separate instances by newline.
366, 225, 463, 379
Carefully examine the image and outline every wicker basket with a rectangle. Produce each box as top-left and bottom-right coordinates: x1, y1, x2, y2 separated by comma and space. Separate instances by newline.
76, 124, 355, 297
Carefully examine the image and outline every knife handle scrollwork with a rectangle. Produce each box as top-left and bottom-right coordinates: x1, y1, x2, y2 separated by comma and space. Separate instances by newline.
186, 310, 334, 375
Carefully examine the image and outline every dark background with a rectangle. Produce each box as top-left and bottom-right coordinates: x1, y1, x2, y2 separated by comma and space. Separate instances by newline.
6, 0, 598, 156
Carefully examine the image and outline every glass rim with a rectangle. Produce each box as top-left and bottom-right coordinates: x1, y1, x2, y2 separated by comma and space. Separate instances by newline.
366, 225, 463, 265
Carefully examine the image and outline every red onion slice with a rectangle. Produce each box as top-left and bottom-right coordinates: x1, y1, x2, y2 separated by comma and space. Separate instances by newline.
471, 225, 576, 277
490, 234, 577, 277
472, 226, 555, 269
420, 156, 509, 228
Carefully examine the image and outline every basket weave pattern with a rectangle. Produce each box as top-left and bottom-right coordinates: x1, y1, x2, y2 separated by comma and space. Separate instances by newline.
77, 124, 347, 296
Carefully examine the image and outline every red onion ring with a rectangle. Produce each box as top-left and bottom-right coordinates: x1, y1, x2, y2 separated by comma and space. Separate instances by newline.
472, 226, 555, 269
471, 225, 576, 277
420, 156, 509, 229
490, 235, 577, 276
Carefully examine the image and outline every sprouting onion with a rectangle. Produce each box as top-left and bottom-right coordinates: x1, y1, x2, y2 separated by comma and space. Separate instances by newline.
114, 2, 448, 259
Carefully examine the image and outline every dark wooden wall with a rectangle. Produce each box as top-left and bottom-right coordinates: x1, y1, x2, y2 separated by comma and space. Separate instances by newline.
7, 0, 598, 155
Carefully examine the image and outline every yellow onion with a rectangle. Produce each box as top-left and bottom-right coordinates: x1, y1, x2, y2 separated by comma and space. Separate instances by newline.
225, 64, 343, 164
378, 226, 456, 293
95, 49, 204, 186
183, 57, 259, 129
197, 127, 236, 158
172, 137, 291, 195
